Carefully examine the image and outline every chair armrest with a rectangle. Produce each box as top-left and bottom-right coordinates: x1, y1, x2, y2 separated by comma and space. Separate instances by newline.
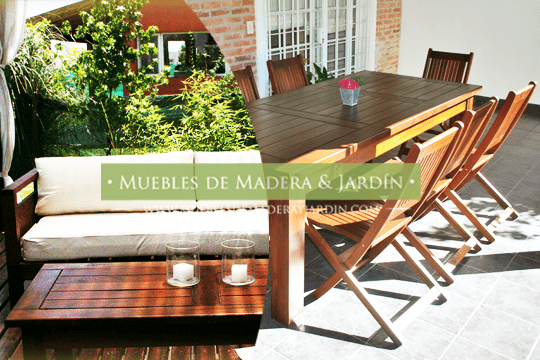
2, 169, 39, 266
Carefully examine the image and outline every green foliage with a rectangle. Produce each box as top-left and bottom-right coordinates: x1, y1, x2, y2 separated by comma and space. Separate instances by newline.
120, 96, 179, 153
4, 21, 87, 178
308, 63, 334, 84
174, 71, 258, 151
63, 0, 170, 154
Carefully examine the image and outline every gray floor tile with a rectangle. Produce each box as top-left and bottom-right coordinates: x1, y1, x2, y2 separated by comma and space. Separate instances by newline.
508, 180, 540, 201
502, 255, 540, 292
271, 325, 366, 360
440, 337, 512, 360
373, 318, 456, 360
458, 252, 516, 274
459, 305, 540, 360
258, 348, 291, 360
350, 345, 400, 360
530, 339, 540, 360
483, 278, 540, 325
310, 289, 397, 340
445, 264, 500, 302
416, 289, 479, 334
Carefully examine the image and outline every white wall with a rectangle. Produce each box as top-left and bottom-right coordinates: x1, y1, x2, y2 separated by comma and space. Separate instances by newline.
399, 0, 540, 104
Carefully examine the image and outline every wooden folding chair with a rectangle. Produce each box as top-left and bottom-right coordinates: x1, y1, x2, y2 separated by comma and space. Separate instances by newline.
232, 65, 260, 103
437, 81, 536, 243
402, 98, 498, 283
397, 48, 474, 158
423, 48, 474, 84
266, 54, 310, 95
305, 124, 463, 346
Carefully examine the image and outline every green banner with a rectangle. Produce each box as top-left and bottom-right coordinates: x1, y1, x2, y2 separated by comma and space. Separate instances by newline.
101, 163, 421, 201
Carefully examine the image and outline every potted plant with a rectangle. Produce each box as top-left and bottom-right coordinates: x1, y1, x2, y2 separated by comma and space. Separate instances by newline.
339, 78, 365, 106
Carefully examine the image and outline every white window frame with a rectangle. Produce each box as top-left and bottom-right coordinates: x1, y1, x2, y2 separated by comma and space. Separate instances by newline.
255, 0, 376, 98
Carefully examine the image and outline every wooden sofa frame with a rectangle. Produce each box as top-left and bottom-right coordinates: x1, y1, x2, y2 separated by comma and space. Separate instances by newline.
2, 168, 269, 306
2, 169, 41, 305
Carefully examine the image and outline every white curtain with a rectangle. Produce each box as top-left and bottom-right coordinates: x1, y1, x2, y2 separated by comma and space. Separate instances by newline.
0, 0, 27, 187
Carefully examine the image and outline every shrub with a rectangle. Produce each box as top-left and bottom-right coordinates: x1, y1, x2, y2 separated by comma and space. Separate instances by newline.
175, 71, 258, 151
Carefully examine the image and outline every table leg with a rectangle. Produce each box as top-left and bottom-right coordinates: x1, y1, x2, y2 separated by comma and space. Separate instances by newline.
269, 199, 305, 326
22, 329, 46, 360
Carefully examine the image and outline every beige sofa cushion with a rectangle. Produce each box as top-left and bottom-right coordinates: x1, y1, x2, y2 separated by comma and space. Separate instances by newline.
35, 151, 196, 216
22, 209, 269, 261
194, 150, 268, 210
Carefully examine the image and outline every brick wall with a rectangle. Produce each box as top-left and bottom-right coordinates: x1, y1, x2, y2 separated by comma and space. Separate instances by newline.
184, 0, 402, 74
375, 0, 401, 73
183, 0, 257, 72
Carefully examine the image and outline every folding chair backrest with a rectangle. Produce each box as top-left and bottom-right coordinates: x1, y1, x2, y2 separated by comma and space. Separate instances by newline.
361, 124, 463, 255
444, 98, 498, 176
452, 82, 537, 190
479, 81, 536, 157
267, 54, 310, 95
423, 48, 474, 84
232, 65, 260, 103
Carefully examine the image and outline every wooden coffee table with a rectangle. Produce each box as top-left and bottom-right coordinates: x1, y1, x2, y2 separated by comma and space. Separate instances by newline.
5, 260, 268, 360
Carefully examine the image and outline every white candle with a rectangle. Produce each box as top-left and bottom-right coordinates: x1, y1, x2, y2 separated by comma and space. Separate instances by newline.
231, 264, 248, 283
173, 263, 194, 282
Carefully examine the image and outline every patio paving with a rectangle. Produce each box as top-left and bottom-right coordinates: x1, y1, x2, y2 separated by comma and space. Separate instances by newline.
247, 106, 540, 360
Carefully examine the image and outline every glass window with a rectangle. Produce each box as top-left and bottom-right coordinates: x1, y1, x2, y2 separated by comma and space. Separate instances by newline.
139, 32, 225, 77
139, 35, 159, 75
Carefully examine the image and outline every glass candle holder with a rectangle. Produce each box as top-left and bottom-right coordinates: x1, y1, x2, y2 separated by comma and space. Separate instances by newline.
166, 240, 200, 287
221, 239, 255, 286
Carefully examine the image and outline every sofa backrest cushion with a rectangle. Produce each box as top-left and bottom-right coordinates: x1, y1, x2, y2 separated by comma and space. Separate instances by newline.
194, 150, 268, 210
35, 151, 196, 216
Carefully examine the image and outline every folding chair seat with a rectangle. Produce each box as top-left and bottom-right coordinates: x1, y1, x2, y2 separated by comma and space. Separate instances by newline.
435, 82, 536, 243
266, 54, 310, 95
305, 123, 463, 346
232, 65, 260, 103
397, 48, 474, 158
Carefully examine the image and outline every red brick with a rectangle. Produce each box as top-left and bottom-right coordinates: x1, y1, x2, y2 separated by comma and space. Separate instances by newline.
202, 1, 223, 9
196, 11, 210, 17
188, 3, 200, 10
203, 17, 224, 26
223, 0, 243, 7
229, 16, 243, 23
243, 14, 255, 22
224, 33, 243, 41
224, 48, 243, 56
212, 9, 231, 16
232, 7, 250, 14
209, 26, 232, 33
233, 39, 252, 47
234, 55, 252, 62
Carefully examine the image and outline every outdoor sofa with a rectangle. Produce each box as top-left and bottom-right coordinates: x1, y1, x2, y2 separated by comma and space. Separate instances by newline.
2, 150, 269, 303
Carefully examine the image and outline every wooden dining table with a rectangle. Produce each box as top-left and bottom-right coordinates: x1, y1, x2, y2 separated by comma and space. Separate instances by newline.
247, 70, 482, 326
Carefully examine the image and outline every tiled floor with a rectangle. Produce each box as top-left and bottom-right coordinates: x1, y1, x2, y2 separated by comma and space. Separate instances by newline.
248, 108, 540, 360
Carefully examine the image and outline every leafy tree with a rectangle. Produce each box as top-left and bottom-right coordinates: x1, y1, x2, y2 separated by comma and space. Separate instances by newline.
63, 0, 170, 154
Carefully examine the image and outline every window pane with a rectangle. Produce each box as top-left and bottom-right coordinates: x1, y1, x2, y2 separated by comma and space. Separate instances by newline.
139, 35, 158, 74
162, 33, 225, 76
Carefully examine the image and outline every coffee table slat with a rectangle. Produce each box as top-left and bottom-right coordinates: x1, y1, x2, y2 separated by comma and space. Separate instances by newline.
46, 289, 191, 300
16, 270, 61, 310
41, 296, 194, 309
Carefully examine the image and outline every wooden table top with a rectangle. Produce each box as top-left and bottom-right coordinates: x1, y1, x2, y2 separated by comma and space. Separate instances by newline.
248, 70, 482, 164
6, 260, 268, 327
